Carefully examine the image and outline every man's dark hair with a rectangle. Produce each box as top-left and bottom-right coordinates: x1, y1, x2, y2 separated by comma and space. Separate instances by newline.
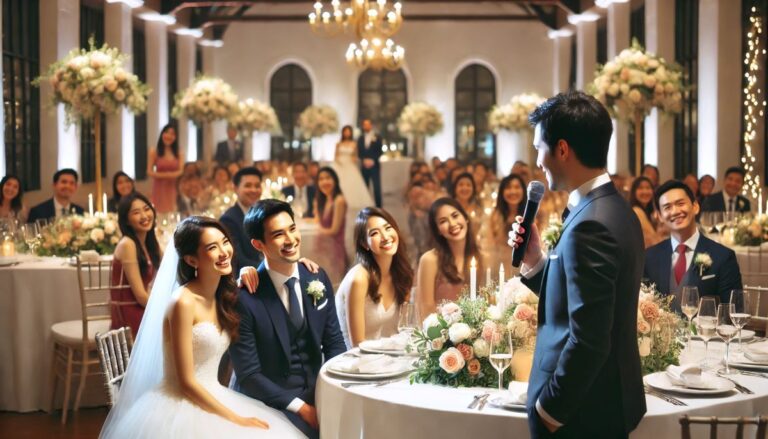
244, 199, 295, 242
528, 90, 612, 169
653, 179, 696, 211
724, 166, 746, 179
292, 162, 308, 171
53, 168, 79, 184
233, 167, 263, 187
642, 164, 659, 175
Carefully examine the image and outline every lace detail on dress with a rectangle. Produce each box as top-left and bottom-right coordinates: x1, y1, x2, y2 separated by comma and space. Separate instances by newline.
163, 322, 230, 389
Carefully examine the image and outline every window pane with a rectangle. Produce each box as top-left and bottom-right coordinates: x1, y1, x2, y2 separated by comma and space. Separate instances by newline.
270, 64, 312, 162
454, 65, 496, 169
357, 69, 408, 153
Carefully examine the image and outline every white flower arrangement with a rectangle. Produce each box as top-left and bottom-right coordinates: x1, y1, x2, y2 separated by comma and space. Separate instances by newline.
307, 280, 326, 306
733, 214, 768, 246
693, 253, 713, 276
297, 105, 339, 139
172, 75, 238, 125
589, 39, 684, 121
397, 102, 444, 137
34, 38, 150, 125
488, 93, 545, 133
228, 98, 281, 136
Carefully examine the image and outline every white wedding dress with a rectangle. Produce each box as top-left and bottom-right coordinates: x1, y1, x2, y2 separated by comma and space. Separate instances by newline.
101, 321, 305, 438
331, 141, 374, 209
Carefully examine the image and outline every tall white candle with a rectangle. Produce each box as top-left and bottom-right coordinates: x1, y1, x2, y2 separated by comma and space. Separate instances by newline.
470, 257, 477, 300
760, 190, 764, 216
88, 193, 94, 217
499, 263, 505, 287
485, 267, 492, 287
102, 193, 108, 216
498, 263, 506, 310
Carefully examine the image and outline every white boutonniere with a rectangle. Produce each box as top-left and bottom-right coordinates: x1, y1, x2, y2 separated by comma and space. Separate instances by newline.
541, 219, 564, 251
694, 253, 713, 276
307, 280, 325, 306
738, 199, 745, 210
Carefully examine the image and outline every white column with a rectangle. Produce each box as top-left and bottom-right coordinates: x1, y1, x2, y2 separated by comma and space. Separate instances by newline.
39, 0, 80, 178
202, 45, 219, 164
575, 20, 598, 90
177, 34, 197, 162
145, 20, 168, 160
607, 1, 630, 175
550, 33, 573, 94
105, 1, 134, 178
698, 0, 743, 180
644, 0, 675, 180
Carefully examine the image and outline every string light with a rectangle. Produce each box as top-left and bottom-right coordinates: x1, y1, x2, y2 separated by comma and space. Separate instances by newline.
741, 6, 766, 202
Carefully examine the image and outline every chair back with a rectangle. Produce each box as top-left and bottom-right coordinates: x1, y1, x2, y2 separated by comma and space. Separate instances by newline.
744, 285, 768, 334
74, 256, 130, 343
741, 246, 768, 287
680, 415, 768, 439
95, 327, 133, 405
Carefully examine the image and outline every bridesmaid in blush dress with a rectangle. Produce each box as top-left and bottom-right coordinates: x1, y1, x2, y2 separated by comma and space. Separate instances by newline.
148, 122, 184, 214
313, 167, 348, 286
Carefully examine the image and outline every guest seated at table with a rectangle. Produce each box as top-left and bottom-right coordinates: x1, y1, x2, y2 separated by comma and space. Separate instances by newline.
417, 197, 480, 317
313, 166, 348, 286
107, 171, 135, 213
282, 162, 315, 218
630, 176, 664, 249
28, 168, 84, 223
472, 161, 493, 195
642, 163, 660, 187
450, 172, 482, 233
227, 161, 241, 180
221, 167, 264, 273
111, 192, 162, 337
308, 161, 320, 185
176, 174, 205, 218
209, 165, 233, 197
480, 173, 526, 275
336, 207, 414, 348
701, 166, 752, 213
433, 163, 448, 188
0, 175, 28, 223
697, 174, 716, 205
682, 173, 698, 198
644, 180, 742, 309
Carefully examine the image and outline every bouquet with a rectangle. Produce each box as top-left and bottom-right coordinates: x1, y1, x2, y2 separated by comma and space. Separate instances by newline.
172, 75, 238, 125
297, 105, 339, 139
589, 39, 684, 121
228, 98, 281, 136
34, 38, 150, 124
34, 214, 121, 257
637, 283, 683, 375
488, 93, 545, 133
397, 102, 443, 137
733, 214, 768, 246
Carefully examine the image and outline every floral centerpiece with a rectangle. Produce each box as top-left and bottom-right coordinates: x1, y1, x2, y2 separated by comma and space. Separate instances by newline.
637, 283, 683, 375
228, 98, 281, 136
32, 214, 121, 257
410, 278, 538, 388
397, 102, 444, 160
172, 75, 238, 125
297, 105, 339, 139
733, 214, 768, 246
488, 93, 545, 133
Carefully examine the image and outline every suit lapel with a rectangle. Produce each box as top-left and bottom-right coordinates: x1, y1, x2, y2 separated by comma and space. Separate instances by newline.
298, 265, 323, 348
560, 182, 617, 235
256, 264, 291, 360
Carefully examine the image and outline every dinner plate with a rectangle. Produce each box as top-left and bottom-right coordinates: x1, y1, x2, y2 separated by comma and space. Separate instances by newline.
692, 329, 755, 342
0, 256, 19, 267
487, 397, 527, 412
325, 365, 413, 380
644, 372, 735, 396
729, 352, 768, 370
358, 340, 413, 356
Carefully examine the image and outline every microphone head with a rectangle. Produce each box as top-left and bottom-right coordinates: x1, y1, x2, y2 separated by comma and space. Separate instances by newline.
527, 180, 546, 202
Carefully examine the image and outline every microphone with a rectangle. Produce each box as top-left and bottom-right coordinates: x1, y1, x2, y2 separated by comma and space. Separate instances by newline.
511, 181, 546, 268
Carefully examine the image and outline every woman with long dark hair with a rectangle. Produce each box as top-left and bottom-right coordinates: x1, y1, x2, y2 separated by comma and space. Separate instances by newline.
630, 176, 663, 248
450, 172, 482, 232
148, 122, 184, 213
335, 207, 414, 348
313, 166, 348, 285
416, 197, 481, 317
0, 175, 27, 222
111, 192, 163, 336
108, 171, 136, 213
481, 173, 527, 274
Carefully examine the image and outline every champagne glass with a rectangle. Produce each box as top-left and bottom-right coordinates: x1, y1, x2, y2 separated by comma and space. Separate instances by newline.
716, 303, 738, 375
681, 287, 700, 351
699, 212, 714, 236
19, 223, 39, 253
489, 327, 513, 392
713, 212, 725, 235
695, 297, 718, 369
729, 289, 751, 353
397, 302, 418, 337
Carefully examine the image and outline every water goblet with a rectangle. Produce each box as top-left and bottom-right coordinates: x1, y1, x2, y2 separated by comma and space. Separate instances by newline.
695, 297, 718, 369
729, 289, 751, 353
717, 303, 738, 375
681, 287, 700, 351
489, 327, 513, 393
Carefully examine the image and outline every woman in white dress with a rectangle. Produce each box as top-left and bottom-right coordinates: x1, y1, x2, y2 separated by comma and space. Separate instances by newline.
332, 125, 375, 209
335, 207, 414, 348
100, 216, 305, 439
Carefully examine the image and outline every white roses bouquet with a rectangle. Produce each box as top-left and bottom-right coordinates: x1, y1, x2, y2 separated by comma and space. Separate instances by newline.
397, 102, 443, 137
297, 105, 339, 139
228, 98, 281, 136
33, 214, 121, 257
733, 214, 768, 246
172, 75, 238, 125
637, 283, 682, 374
488, 93, 545, 133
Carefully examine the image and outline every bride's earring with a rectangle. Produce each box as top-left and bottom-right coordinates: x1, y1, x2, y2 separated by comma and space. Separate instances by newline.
194, 267, 198, 278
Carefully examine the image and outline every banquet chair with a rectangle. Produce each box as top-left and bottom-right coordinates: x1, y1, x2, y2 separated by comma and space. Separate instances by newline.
680, 415, 768, 439
741, 246, 768, 287
49, 256, 128, 424
95, 327, 133, 406
744, 285, 768, 335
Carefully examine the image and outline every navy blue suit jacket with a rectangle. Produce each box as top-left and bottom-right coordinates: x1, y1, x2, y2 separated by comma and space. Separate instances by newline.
281, 185, 316, 218
701, 191, 751, 213
28, 199, 84, 223
522, 182, 646, 436
644, 235, 743, 305
214, 140, 243, 165
357, 134, 382, 167
219, 205, 262, 273
229, 263, 346, 409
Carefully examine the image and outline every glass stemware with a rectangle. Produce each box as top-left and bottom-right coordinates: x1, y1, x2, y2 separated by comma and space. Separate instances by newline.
716, 303, 738, 375
19, 223, 40, 253
699, 212, 715, 236
695, 297, 718, 369
729, 289, 751, 353
712, 212, 726, 236
681, 287, 700, 351
489, 327, 513, 392
397, 302, 418, 337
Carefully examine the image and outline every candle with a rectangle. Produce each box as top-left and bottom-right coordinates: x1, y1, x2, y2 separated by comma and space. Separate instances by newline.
485, 267, 491, 288
498, 263, 506, 310
760, 190, 764, 216
1, 237, 14, 257
102, 193, 108, 216
499, 263, 505, 287
470, 257, 477, 300
88, 193, 94, 217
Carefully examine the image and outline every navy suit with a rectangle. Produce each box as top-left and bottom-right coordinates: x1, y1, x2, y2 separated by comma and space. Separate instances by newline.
522, 182, 646, 438
219, 205, 262, 273
27, 199, 84, 223
229, 263, 346, 438
214, 139, 244, 165
281, 185, 316, 218
644, 235, 743, 307
357, 133, 383, 207
701, 191, 751, 213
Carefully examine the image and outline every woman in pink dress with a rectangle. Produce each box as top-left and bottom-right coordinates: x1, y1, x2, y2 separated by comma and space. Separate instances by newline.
314, 166, 348, 286
147, 123, 183, 214
111, 192, 163, 337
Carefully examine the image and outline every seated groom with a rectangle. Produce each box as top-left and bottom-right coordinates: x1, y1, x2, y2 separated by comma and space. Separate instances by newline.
645, 180, 743, 308
220, 167, 264, 273
28, 168, 85, 223
229, 199, 346, 438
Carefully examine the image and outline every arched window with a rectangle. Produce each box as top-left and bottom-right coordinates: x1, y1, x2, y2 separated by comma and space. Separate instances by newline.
455, 64, 496, 168
270, 64, 312, 162
358, 68, 407, 151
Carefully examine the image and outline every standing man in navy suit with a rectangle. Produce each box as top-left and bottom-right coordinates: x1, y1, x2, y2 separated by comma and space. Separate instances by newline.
229, 199, 346, 438
28, 168, 85, 223
645, 180, 742, 308
509, 91, 646, 438
214, 125, 244, 165
220, 167, 264, 273
357, 119, 383, 207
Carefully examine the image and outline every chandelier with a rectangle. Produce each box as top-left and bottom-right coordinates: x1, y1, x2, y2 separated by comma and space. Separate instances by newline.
345, 37, 405, 71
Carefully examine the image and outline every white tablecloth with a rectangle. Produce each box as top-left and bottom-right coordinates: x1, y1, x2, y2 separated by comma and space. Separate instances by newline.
0, 256, 107, 412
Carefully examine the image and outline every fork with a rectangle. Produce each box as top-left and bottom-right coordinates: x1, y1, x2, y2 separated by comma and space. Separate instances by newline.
738, 370, 768, 379
717, 374, 753, 394
644, 385, 687, 406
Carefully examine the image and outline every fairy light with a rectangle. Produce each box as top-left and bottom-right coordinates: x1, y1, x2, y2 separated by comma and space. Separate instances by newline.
741, 6, 766, 202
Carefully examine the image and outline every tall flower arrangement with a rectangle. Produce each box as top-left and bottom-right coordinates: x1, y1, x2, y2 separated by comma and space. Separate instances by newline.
397, 102, 443, 160
172, 75, 238, 125
227, 98, 281, 136
297, 105, 339, 139
488, 93, 545, 133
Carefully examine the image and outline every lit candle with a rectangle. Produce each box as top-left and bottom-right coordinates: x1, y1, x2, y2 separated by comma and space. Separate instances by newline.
498, 263, 506, 310
485, 267, 492, 288
88, 193, 94, 217
470, 257, 477, 300
102, 193, 108, 216
760, 190, 764, 216
1, 237, 14, 257
499, 263, 505, 287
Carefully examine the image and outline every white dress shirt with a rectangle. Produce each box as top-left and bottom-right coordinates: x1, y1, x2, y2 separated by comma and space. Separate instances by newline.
723, 192, 736, 212
671, 230, 700, 274
292, 185, 307, 216
364, 131, 375, 148
53, 198, 71, 218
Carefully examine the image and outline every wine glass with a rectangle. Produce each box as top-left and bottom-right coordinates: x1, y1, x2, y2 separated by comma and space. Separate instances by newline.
19, 223, 39, 253
713, 212, 726, 235
681, 287, 700, 351
397, 303, 418, 337
695, 297, 718, 369
489, 327, 513, 393
716, 303, 738, 375
729, 289, 751, 353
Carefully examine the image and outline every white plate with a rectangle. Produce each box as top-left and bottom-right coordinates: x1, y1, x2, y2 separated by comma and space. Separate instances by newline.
68, 255, 113, 266
488, 397, 527, 412
358, 340, 413, 356
0, 256, 19, 267
730, 351, 768, 370
644, 372, 735, 396
325, 365, 413, 380
692, 329, 755, 342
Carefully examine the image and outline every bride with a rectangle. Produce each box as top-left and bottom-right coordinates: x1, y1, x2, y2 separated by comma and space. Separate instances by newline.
331, 125, 374, 209
100, 216, 305, 438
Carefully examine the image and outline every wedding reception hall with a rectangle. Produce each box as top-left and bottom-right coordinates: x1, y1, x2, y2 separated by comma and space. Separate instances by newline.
2, 0, 768, 437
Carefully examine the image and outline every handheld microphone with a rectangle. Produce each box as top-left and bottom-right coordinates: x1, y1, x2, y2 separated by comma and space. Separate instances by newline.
511, 181, 546, 268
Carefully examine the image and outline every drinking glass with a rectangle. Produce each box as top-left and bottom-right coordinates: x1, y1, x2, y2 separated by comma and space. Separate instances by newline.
699, 212, 715, 235
695, 297, 718, 368
717, 303, 738, 375
19, 223, 39, 252
681, 287, 700, 351
489, 327, 513, 392
729, 289, 751, 353
397, 303, 418, 337
713, 212, 726, 235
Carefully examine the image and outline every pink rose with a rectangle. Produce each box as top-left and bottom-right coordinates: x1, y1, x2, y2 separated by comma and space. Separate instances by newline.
456, 343, 474, 361
438, 348, 466, 374
467, 359, 481, 376
639, 300, 660, 324
513, 304, 535, 322
481, 321, 502, 344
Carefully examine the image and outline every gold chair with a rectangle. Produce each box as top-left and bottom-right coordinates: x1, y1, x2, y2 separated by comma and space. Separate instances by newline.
680, 415, 768, 439
95, 327, 133, 406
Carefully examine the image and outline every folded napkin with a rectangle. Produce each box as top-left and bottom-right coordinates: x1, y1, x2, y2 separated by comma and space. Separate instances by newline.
332, 354, 401, 374
665, 364, 714, 389
745, 343, 768, 363
507, 381, 528, 405
366, 335, 408, 351
79, 250, 100, 264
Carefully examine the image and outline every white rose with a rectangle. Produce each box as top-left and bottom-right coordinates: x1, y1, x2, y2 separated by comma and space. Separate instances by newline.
620, 84, 630, 95
114, 68, 127, 82
80, 67, 95, 80
638, 337, 652, 357
114, 88, 126, 102
90, 228, 105, 242
68, 55, 88, 70
82, 217, 98, 229
628, 89, 642, 103
472, 338, 489, 358
431, 337, 445, 351
448, 322, 472, 344
103, 220, 116, 235
648, 59, 660, 69
487, 305, 502, 321
643, 74, 657, 88
90, 51, 111, 69
607, 83, 620, 97
423, 313, 440, 332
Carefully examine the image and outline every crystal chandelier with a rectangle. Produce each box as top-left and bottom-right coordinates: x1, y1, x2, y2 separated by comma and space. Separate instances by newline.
345, 37, 405, 71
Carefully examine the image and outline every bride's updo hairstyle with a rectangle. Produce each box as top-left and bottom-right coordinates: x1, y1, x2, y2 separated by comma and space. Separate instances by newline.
174, 216, 240, 339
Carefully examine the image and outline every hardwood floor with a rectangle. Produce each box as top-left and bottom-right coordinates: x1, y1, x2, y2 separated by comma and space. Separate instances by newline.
0, 407, 108, 439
